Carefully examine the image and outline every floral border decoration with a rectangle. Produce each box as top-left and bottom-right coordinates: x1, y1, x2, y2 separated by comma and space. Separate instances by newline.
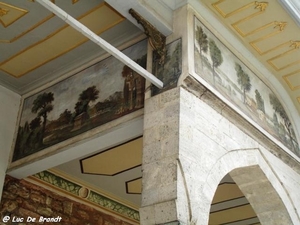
32, 170, 140, 222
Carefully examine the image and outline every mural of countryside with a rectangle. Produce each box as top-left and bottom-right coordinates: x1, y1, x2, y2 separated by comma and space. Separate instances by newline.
152, 38, 182, 95
194, 17, 299, 156
13, 40, 147, 161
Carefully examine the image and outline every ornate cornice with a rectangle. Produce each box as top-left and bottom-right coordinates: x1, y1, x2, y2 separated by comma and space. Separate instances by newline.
254, 1, 268, 11
129, 8, 166, 64
30, 170, 140, 222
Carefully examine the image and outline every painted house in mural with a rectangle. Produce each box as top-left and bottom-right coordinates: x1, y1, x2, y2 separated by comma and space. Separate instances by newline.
13, 40, 147, 161
194, 17, 299, 156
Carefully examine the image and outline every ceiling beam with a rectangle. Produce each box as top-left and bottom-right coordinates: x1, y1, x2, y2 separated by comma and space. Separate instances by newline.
35, 0, 163, 89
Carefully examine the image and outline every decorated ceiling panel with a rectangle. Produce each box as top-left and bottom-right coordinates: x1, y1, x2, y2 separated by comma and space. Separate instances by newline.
0, 0, 145, 94
0, 2, 28, 28
81, 137, 143, 176
202, 0, 300, 116
0, 1, 124, 78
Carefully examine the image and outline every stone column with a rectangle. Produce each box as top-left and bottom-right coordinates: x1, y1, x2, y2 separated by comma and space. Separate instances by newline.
0, 86, 20, 200
140, 87, 183, 224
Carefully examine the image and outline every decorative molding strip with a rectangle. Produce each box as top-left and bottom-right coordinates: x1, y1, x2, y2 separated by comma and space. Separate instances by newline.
1, 0, 55, 43
213, 1, 271, 43
253, 41, 290, 56
283, 69, 300, 90
212, 1, 268, 19
0, 2, 28, 28
267, 41, 300, 71
0, 3, 125, 77
129, 8, 166, 64
232, 16, 287, 39
0, 14, 55, 43
31, 170, 140, 222
213, 0, 254, 18
249, 21, 287, 55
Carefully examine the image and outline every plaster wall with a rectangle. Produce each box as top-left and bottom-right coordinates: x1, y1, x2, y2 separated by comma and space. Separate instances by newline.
0, 86, 20, 200
140, 86, 300, 225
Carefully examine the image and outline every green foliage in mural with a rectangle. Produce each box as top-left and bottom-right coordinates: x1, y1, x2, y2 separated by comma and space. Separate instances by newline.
74, 85, 99, 118
194, 17, 299, 156
152, 39, 182, 95
209, 39, 223, 85
196, 26, 208, 68
269, 93, 297, 151
255, 89, 265, 113
13, 40, 148, 161
235, 63, 251, 103
32, 92, 54, 144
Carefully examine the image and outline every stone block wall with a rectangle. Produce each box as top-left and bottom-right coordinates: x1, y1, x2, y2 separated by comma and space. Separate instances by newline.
0, 176, 134, 225
140, 85, 300, 225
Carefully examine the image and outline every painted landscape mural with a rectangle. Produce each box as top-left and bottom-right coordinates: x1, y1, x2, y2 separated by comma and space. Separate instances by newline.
13, 40, 147, 161
194, 17, 299, 156
152, 39, 182, 95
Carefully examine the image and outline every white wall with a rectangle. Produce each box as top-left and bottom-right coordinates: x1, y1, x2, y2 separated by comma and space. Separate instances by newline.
0, 86, 20, 199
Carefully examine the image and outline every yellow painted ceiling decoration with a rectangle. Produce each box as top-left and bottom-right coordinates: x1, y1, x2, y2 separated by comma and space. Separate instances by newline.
126, 178, 142, 194
0, 2, 124, 77
0, 14, 55, 43
205, 0, 300, 109
81, 137, 142, 176
0, 2, 28, 28
209, 181, 260, 224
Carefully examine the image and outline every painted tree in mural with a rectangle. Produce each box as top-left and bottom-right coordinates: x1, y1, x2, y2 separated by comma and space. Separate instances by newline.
269, 93, 296, 152
29, 117, 41, 131
255, 89, 265, 113
74, 86, 99, 116
170, 41, 182, 76
235, 63, 251, 104
196, 26, 208, 68
209, 39, 223, 85
31, 92, 54, 144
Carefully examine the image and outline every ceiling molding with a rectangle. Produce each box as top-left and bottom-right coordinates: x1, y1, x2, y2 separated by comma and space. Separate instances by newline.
0, 2, 28, 28
0, 2, 124, 78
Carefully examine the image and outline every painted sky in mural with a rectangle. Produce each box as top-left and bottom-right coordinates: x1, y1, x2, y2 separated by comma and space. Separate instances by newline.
14, 40, 147, 161
20, 41, 146, 126
194, 17, 299, 156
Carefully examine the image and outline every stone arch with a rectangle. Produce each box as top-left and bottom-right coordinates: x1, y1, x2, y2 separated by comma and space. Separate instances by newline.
195, 148, 298, 225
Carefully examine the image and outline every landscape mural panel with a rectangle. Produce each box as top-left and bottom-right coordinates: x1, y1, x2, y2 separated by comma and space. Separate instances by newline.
13, 40, 147, 161
152, 38, 182, 95
194, 17, 299, 156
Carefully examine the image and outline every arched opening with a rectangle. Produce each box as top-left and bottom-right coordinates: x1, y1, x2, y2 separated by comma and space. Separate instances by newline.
209, 173, 260, 225
208, 165, 293, 225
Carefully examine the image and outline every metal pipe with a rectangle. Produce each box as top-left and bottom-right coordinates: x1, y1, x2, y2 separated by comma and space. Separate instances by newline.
35, 0, 163, 88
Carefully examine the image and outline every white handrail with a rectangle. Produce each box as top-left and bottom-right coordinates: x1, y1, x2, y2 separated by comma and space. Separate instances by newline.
35, 0, 163, 88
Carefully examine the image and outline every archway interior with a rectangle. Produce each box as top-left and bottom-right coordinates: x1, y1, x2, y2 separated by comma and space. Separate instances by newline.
209, 173, 260, 225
